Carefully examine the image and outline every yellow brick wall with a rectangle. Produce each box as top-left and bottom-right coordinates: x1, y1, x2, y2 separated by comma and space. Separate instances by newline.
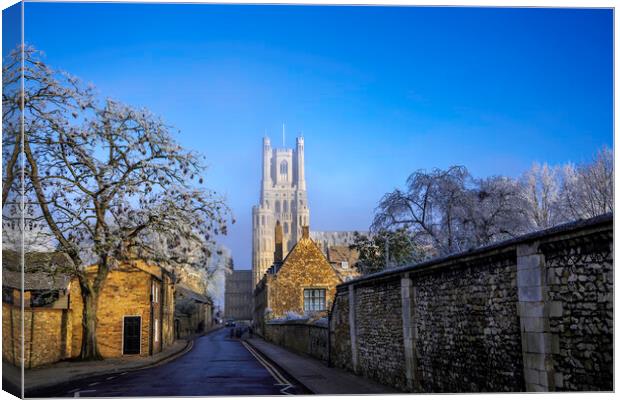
2, 303, 71, 368
266, 238, 342, 318
69, 261, 173, 358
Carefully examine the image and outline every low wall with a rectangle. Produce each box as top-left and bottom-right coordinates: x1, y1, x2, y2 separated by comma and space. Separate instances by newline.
264, 319, 329, 362
329, 214, 613, 392
2, 303, 72, 368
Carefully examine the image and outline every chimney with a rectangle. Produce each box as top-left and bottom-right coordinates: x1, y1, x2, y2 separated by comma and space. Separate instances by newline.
274, 220, 283, 263
302, 225, 310, 239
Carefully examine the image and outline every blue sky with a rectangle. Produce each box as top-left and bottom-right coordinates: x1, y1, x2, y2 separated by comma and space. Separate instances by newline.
21, 3, 613, 268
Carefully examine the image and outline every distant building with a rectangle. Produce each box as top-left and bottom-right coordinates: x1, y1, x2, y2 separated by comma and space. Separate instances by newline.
325, 245, 361, 282
224, 270, 253, 320
310, 231, 366, 255
174, 284, 214, 339
253, 225, 344, 335
252, 135, 309, 286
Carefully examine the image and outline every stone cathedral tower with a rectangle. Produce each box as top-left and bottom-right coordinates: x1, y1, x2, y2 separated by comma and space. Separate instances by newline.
252, 135, 310, 286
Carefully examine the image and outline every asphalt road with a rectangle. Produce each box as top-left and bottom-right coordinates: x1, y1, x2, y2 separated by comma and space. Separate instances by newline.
27, 329, 307, 397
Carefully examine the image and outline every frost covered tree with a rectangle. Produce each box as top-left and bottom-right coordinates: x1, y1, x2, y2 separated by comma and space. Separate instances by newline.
6, 46, 231, 360
520, 162, 563, 229
559, 147, 613, 220
372, 149, 613, 264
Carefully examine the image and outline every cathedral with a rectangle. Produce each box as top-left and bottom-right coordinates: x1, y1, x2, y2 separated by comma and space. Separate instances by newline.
252, 136, 310, 286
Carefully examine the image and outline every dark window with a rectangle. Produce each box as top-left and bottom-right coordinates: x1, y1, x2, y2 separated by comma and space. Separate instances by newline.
2, 287, 13, 304
304, 289, 326, 312
30, 290, 60, 307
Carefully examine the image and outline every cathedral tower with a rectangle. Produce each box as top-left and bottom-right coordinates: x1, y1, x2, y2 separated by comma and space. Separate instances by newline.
252, 135, 310, 286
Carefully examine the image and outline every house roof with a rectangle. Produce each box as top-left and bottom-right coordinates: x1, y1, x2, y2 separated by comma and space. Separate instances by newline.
2, 250, 73, 273
2, 269, 71, 291
267, 235, 342, 282
175, 284, 212, 304
327, 245, 359, 265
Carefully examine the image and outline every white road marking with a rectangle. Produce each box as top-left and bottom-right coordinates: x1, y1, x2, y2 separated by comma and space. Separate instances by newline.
88, 382, 100, 387
242, 341, 295, 395
106, 376, 116, 381
73, 389, 97, 397
68, 388, 81, 394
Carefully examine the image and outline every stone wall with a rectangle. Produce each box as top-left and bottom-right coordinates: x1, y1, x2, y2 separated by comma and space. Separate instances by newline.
264, 320, 329, 362
542, 236, 613, 391
2, 303, 71, 368
355, 278, 407, 389
327, 214, 613, 393
413, 253, 523, 392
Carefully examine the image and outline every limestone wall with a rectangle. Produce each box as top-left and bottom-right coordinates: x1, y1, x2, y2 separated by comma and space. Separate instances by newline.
264, 320, 329, 362
2, 303, 71, 368
542, 237, 613, 390
327, 214, 613, 392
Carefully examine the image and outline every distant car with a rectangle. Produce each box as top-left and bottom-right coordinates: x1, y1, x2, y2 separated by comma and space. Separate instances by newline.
225, 319, 236, 327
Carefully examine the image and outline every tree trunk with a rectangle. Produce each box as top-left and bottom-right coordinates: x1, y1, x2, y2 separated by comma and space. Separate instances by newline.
79, 288, 103, 360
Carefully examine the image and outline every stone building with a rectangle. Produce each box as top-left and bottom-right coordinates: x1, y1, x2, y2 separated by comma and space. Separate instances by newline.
253, 224, 344, 334
2, 253, 176, 367
174, 284, 214, 339
224, 270, 253, 320
69, 259, 175, 358
252, 135, 310, 286
325, 245, 361, 282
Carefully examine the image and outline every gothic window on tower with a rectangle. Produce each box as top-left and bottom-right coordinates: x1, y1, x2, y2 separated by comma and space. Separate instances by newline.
275, 200, 281, 213
283, 200, 288, 213
280, 160, 288, 180
284, 222, 289, 234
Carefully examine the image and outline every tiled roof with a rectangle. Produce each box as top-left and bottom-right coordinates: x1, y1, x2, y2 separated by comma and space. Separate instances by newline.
2, 269, 71, 290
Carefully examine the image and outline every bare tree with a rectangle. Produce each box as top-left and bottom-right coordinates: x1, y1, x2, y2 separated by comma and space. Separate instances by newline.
10, 46, 231, 360
462, 176, 528, 247
520, 163, 563, 229
372, 166, 474, 256
560, 147, 614, 220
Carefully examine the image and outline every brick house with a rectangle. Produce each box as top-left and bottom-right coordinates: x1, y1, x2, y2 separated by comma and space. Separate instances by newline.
69, 259, 175, 358
2, 252, 175, 367
253, 224, 343, 334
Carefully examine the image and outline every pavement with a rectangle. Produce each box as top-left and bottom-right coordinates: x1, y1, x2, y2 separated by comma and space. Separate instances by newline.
20, 328, 307, 397
3, 338, 191, 397
244, 336, 399, 395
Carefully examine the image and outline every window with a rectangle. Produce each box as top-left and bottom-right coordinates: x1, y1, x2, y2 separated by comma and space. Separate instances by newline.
155, 319, 159, 343
284, 222, 289, 234
2, 287, 13, 304
30, 289, 60, 307
275, 200, 281, 213
280, 160, 288, 179
283, 200, 288, 213
304, 289, 326, 312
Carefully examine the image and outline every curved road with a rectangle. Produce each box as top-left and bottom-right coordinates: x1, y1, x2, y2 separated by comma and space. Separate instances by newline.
30, 329, 306, 397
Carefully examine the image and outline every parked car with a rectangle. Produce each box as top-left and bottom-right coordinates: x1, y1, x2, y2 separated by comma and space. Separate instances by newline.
225, 319, 236, 327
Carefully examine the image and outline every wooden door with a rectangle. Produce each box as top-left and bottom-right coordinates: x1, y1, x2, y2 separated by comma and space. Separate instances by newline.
123, 316, 141, 355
